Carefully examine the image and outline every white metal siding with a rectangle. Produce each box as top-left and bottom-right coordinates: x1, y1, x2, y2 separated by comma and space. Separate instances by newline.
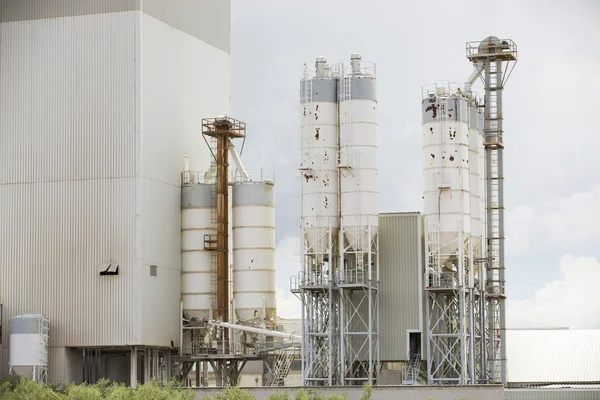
138, 13, 230, 345
141, 0, 230, 53
378, 213, 423, 361
0, 1, 140, 22
0, 11, 139, 380
505, 389, 600, 400
0, 14, 136, 183
507, 330, 600, 384
0, 3, 230, 382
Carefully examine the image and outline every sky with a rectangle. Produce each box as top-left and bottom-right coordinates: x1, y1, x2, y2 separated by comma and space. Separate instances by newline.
230, 0, 600, 329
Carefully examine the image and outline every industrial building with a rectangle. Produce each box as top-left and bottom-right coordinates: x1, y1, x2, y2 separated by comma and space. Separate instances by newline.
0, 2, 598, 399
0, 0, 230, 385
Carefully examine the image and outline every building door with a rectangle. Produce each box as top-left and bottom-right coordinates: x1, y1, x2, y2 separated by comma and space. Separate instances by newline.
409, 331, 421, 359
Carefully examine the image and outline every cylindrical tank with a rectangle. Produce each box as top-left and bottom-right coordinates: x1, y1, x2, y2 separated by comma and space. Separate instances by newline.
300, 57, 339, 253
9, 314, 49, 382
232, 181, 276, 325
338, 54, 378, 252
181, 183, 216, 320
468, 101, 482, 257
422, 83, 471, 267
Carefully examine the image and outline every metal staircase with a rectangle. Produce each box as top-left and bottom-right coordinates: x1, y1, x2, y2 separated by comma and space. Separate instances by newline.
402, 354, 426, 385
265, 347, 297, 386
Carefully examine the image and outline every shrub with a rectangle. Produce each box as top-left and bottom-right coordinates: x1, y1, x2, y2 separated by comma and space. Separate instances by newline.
201, 386, 256, 400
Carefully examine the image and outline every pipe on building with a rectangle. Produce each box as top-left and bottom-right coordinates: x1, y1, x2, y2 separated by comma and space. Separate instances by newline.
204, 319, 301, 342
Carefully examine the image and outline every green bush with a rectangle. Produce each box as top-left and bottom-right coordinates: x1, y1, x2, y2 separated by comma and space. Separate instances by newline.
0, 379, 367, 400
0, 377, 194, 400
359, 384, 372, 400
201, 386, 256, 400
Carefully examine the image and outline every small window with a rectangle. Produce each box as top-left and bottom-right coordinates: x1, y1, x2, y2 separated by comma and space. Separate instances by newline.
150, 265, 157, 277
99, 263, 119, 276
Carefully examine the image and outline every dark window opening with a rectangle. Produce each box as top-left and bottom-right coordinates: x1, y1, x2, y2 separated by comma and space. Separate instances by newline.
150, 265, 158, 277
99, 264, 119, 276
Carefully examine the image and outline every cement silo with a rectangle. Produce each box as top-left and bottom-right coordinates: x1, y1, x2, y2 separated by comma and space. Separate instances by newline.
422, 83, 471, 268
337, 54, 379, 386
295, 54, 380, 387
300, 57, 340, 256
338, 53, 379, 261
181, 180, 217, 321
9, 314, 49, 383
297, 57, 341, 386
231, 179, 276, 327
422, 82, 477, 384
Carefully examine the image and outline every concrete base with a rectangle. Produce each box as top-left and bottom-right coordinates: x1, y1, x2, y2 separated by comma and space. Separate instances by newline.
193, 385, 504, 400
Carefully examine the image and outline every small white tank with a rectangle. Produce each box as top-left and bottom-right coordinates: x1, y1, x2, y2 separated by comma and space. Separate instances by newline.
9, 314, 49, 383
181, 183, 216, 320
232, 181, 276, 326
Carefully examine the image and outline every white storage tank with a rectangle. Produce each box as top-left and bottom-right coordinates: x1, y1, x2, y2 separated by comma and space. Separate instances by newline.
232, 180, 276, 326
338, 54, 378, 252
181, 183, 216, 320
422, 83, 471, 268
9, 314, 49, 383
300, 57, 340, 253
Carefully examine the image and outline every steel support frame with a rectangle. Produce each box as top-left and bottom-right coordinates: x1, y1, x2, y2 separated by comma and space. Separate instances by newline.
208, 359, 247, 387
297, 219, 340, 386
424, 95, 483, 385
338, 224, 379, 386
425, 290, 480, 385
466, 39, 516, 385
481, 57, 509, 386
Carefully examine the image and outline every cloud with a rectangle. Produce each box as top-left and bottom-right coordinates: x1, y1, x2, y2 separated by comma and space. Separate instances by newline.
506, 186, 600, 258
274, 235, 302, 319
276, 287, 302, 320
507, 255, 600, 329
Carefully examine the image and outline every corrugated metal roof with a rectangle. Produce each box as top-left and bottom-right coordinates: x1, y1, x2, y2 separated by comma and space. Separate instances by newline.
507, 329, 600, 383
505, 389, 600, 400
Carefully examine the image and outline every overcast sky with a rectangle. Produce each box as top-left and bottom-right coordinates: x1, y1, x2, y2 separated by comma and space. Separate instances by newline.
230, 0, 600, 328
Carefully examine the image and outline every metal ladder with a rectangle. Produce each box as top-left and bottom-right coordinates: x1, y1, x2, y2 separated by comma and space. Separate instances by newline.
338, 70, 353, 168
209, 184, 217, 225
402, 353, 426, 385
209, 251, 218, 319
266, 348, 297, 386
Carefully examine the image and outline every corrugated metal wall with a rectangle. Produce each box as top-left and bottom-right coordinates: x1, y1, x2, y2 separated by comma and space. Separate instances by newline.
0, 10, 138, 349
0, 0, 231, 383
0, 10, 139, 382
505, 389, 600, 400
138, 12, 230, 346
142, 0, 230, 53
506, 330, 600, 384
378, 212, 423, 361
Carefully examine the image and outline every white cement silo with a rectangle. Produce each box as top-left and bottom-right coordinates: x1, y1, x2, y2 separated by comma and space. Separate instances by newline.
232, 180, 276, 326
9, 314, 49, 383
181, 183, 216, 320
338, 54, 378, 254
422, 83, 471, 270
300, 57, 340, 254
